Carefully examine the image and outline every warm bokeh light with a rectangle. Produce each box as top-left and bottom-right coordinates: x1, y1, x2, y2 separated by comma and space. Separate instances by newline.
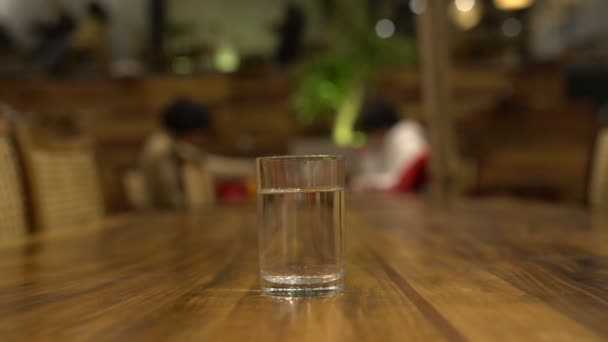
493, 0, 535, 11
450, 1, 482, 30
455, 0, 476, 12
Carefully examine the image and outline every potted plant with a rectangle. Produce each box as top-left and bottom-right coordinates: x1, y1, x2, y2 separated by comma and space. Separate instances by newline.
293, 0, 417, 146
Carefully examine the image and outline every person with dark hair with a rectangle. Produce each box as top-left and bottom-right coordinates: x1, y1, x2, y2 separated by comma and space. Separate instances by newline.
161, 98, 211, 145
140, 98, 254, 209
352, 99, 429, 192
355, 100, 400, 135
274, 2, 306, 66
0, 24, 14, 51
32, 0, 76, 74
72, 1, 110, 70
87, 2, 109, 22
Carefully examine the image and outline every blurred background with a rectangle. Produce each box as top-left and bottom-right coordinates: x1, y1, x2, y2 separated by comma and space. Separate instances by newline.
0, 0, 607, 227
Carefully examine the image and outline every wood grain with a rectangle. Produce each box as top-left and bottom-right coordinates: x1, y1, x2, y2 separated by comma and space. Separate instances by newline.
0, 194, 607, 341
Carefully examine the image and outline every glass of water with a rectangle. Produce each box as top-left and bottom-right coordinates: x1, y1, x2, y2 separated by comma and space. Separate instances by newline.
256, 155, 345, 297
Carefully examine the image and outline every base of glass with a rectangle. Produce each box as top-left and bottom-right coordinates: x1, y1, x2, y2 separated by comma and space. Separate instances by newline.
260, 271, 344, 297
262, 284, 344, 297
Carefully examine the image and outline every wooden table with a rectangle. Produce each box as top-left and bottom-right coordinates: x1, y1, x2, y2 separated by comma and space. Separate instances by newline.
1, 195, 607, 341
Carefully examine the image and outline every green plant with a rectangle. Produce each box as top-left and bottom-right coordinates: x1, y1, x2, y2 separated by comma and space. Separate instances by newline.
293, 1, 417, 145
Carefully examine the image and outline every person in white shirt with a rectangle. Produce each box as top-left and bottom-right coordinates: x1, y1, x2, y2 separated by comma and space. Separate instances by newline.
351, 99, 429, 192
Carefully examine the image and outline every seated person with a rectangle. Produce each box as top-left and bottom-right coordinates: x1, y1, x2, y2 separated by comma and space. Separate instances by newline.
72, 2, 110, 70
140, 98, 253, 209
351, 99, 429, 192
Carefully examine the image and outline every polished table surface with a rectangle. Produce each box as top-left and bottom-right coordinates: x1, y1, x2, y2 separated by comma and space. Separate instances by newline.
1, 195, 608, 341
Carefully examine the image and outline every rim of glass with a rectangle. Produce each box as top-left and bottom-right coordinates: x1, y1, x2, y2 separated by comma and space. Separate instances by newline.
256, 154, 343, 162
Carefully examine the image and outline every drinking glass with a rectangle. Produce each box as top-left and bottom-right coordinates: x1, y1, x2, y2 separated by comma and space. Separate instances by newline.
256, 155, 345, 297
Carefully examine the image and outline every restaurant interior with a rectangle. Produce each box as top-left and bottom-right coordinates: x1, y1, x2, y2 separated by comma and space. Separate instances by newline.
0, 0, 607, 340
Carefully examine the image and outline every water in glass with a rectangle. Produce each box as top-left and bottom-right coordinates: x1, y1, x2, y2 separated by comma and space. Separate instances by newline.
258, 186, 344, 296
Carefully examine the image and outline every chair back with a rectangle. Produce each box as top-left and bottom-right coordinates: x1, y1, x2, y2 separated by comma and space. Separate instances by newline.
16, 122, 104, 231
0, 119, 28, 239
589, 127, 608, 210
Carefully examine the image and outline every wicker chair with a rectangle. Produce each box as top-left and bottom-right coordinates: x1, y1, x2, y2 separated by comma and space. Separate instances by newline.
16, 122, 104, 232
589, 126, 608, 211
0, 119, 28, 239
